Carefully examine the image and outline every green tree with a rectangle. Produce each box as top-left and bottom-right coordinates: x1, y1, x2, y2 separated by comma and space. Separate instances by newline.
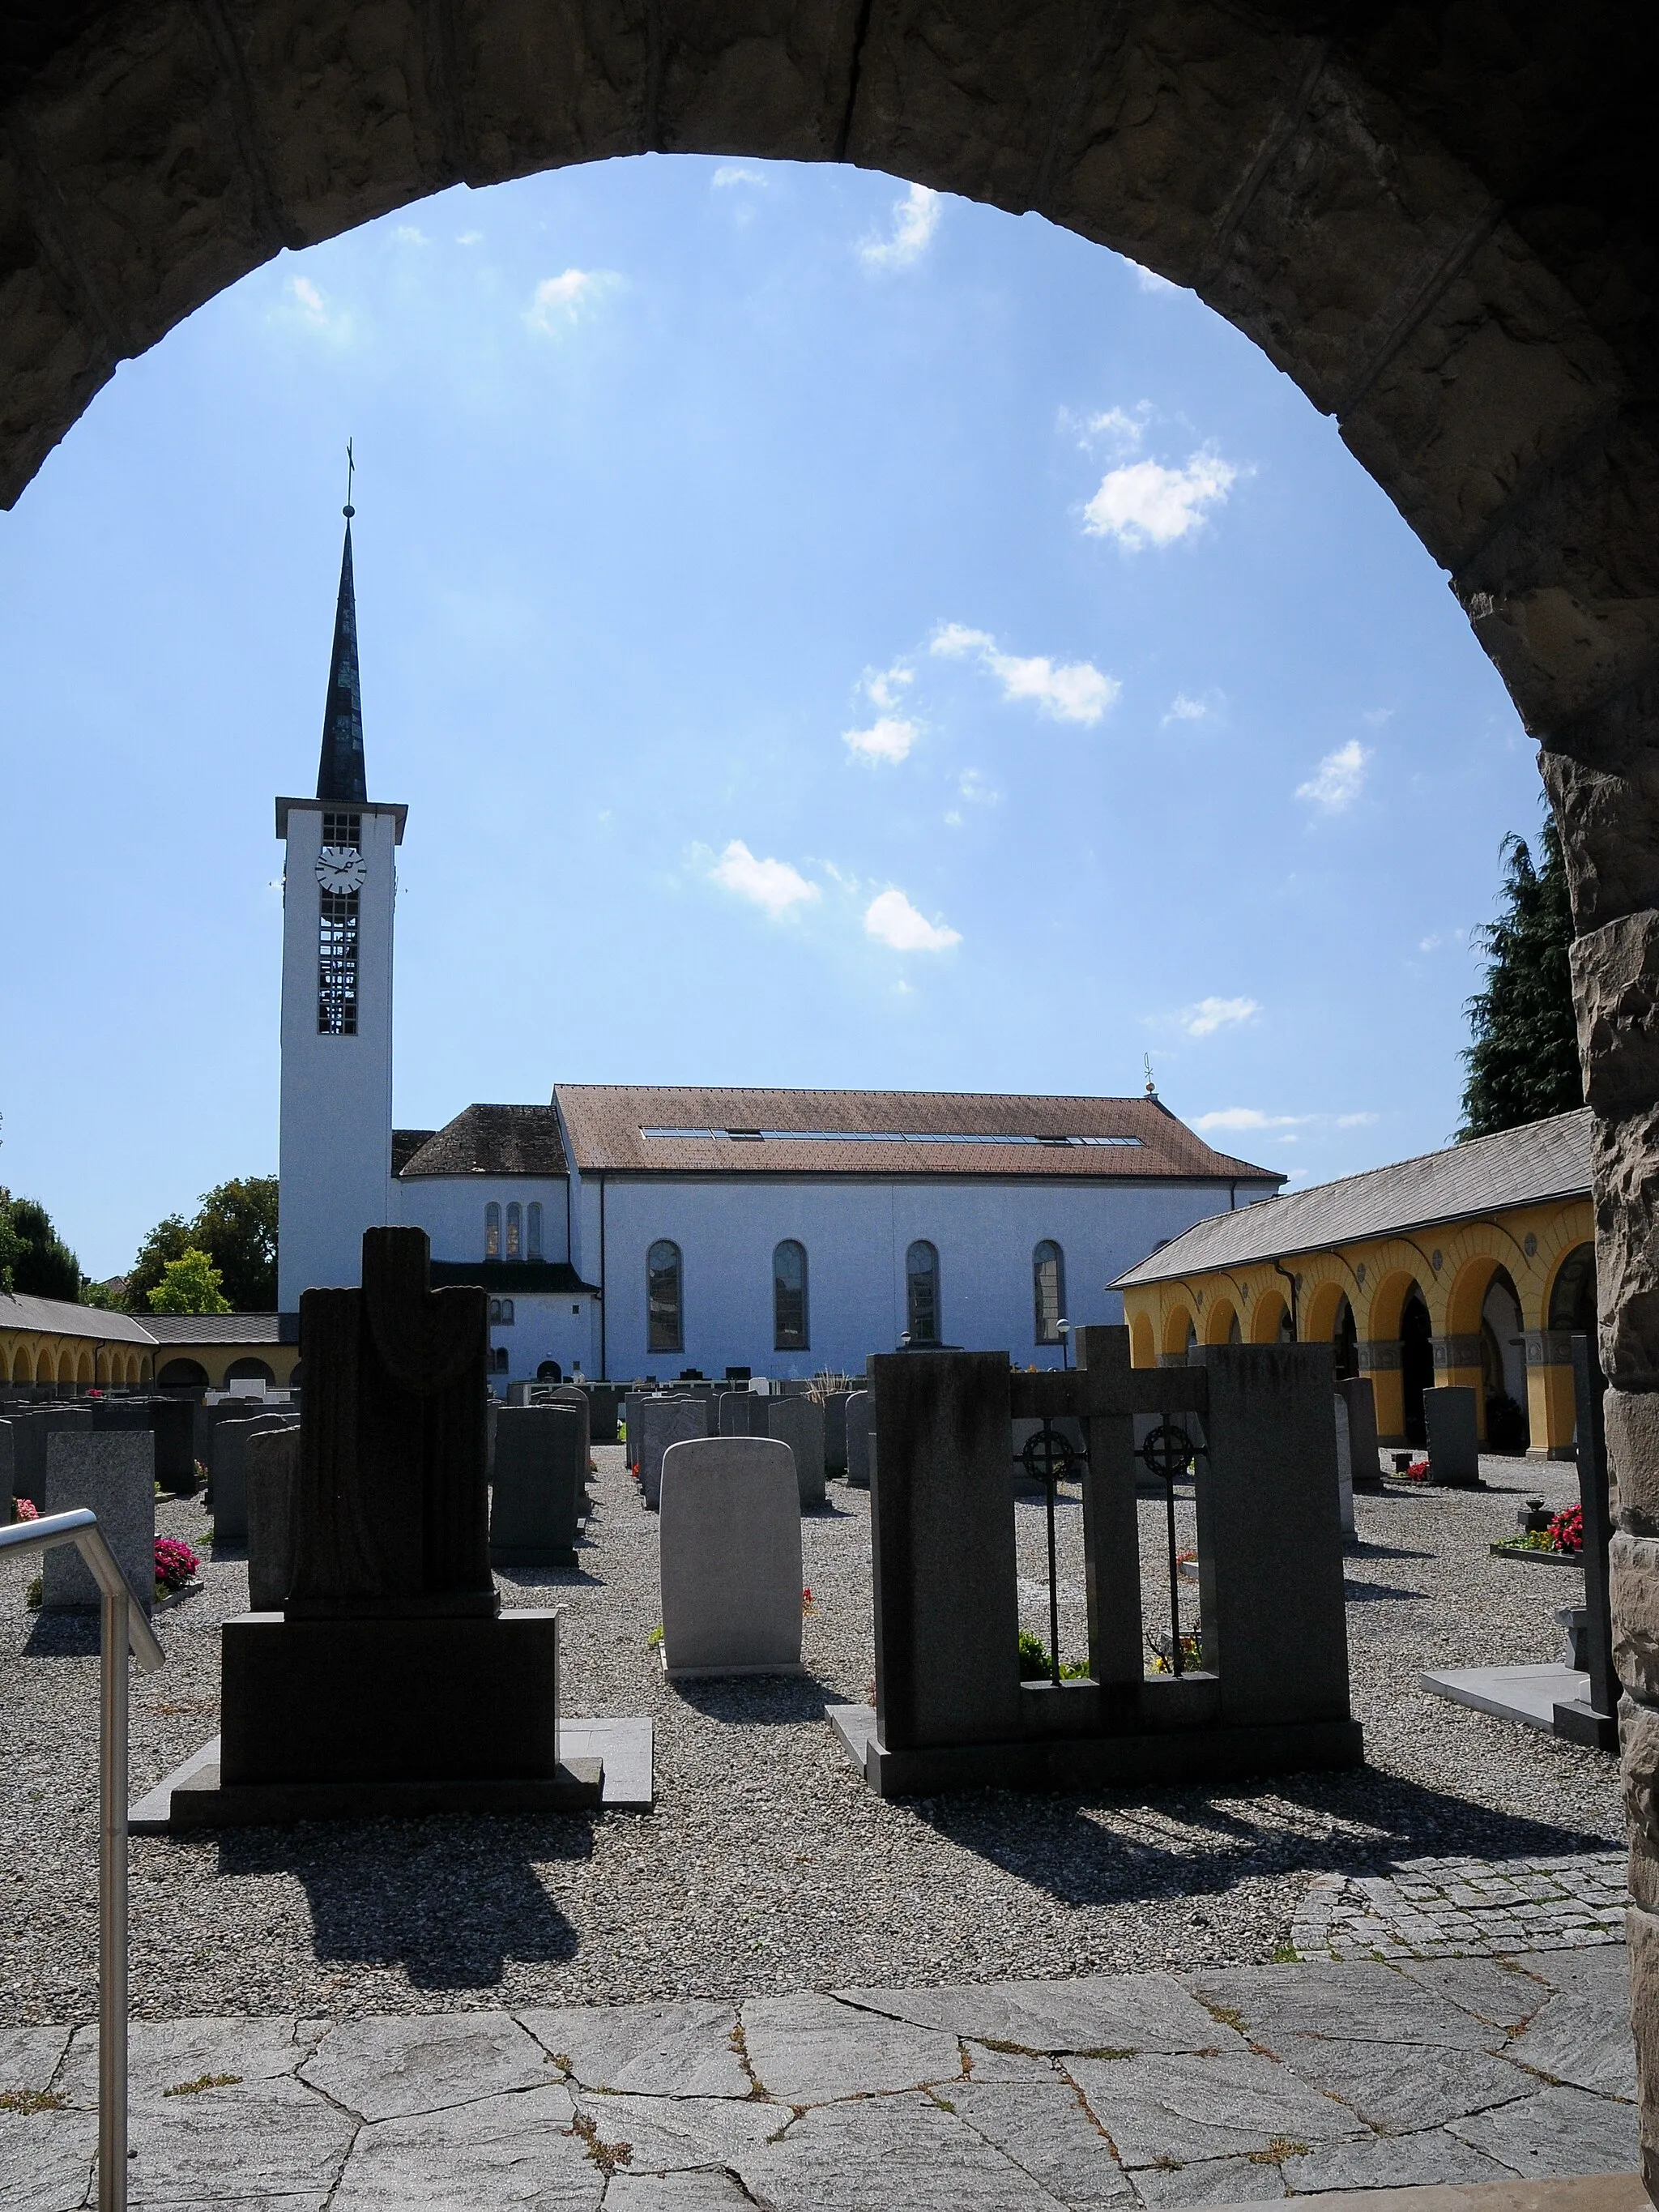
1459, 814, 1582, 1139
0, 1192, 82, 1301
126, 1176, 277, 1313
147, 1248, 232, 1316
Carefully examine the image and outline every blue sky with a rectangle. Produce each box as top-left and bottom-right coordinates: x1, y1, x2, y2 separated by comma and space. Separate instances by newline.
0, 156, 1544, 1281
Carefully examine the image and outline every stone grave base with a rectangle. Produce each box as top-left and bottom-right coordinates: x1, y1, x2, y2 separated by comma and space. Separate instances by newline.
164, 1757, 603, 1825
1421, 1663, 1618, 1751
826, 1702, 1364, 1796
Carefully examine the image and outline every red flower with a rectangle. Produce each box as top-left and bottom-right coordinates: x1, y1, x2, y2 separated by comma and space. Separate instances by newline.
1550, 1504, 1584, 1555
154, 1537, 199, 1591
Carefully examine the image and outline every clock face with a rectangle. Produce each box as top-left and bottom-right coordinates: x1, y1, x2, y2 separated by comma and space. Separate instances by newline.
315, 845, 367, 895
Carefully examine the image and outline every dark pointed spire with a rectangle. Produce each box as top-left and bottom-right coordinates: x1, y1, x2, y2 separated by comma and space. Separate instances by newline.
317, 498, 367, 804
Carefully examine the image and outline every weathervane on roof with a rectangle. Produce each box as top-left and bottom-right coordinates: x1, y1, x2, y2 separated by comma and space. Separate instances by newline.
1144, 1054, 1158, 1100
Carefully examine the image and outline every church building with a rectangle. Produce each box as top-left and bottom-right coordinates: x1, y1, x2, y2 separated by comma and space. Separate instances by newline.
276, 515, 1282, 1385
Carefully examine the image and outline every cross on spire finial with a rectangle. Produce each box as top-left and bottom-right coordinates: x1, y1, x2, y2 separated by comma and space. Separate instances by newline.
344, 437, 356, 519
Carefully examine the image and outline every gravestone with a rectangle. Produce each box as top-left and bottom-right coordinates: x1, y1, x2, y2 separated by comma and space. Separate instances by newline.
766, 1395, 826, 1508
1424, 1384, 1481, 1487
246, 1428, 301, 1611
11, 1403, 92, 1506
718, 1390, 768, 1438
1338, 1376, 1383, 1492
1333, 1396, 1356, 1536
658, 1437, 804, 1677
150, 1396, 196, 1492
622, 1391, 646, 1470
844, 1390, 873, 1488
822, 1390, 850, 1475
489, 1404, 582, 1569
638, 1397, 707, 1510
212, 1414, 296, 1544
584, 1384, 621, 1445
548, 1386, 592, 1484
0, 1418, 12, 1507
41, 1431, 156, 1613
179, 1227, 600, 1823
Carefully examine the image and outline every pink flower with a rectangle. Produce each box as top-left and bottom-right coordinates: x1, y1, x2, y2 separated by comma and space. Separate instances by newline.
13, 1497, 39, 1522
154, 1537, 199, 1591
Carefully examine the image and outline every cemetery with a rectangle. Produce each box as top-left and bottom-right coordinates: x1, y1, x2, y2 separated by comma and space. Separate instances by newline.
2, 1279, 1639, 2203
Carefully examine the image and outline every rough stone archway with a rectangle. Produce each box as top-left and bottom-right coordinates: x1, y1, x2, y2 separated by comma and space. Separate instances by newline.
4, 0, 1659, 2184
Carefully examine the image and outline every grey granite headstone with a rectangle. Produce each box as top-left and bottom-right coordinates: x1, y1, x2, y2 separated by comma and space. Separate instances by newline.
823, 1390, 850, 1475
489, 1405, 582, 1568
149, 1397, 196, 1491
659, 1437, 804, 1676
213, 1415, 295, 1544
41, 1432, 156, 1613
1333, 1396, 1356, 1536
766, 1395, 827, 1508
638, 1398, 707, 1510
11, 1404, 92, 1506
246, 1428, 301, 1610
719, 1390, 770, 1438
623, 1392, 646, 1467
1425, 1385, 1481, 1488
547, 1386, 591, 1477
1338, 1376, 1383, 1492
0, 1419, 13, 1509
844, 1390, 873, 1488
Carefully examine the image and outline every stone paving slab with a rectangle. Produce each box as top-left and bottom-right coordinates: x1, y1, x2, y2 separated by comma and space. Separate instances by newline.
1291, 1856, 1628, 1962
0, 1953, 1640, 2210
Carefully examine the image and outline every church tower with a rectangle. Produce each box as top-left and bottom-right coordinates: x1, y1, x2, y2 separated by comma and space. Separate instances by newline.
275, 501, 405, 1312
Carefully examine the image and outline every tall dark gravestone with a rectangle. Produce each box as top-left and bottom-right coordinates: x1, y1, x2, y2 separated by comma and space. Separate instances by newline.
171, 1228, 601, 1824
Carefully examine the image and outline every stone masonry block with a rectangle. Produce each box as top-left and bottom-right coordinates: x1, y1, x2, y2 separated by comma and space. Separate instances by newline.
1622, 1695, 1659, 1914
1626, 1902, 1657, 2196
41, 1431, 155, 1612
1593, 1108, 1659, 1390
1609, 1388, 1659, 1535
1612, 1532, 1659, 1702
1573, 912, 1659, 1118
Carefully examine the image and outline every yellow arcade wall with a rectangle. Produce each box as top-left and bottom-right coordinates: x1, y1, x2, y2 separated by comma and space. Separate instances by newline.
1120, 1196, 1593, 1456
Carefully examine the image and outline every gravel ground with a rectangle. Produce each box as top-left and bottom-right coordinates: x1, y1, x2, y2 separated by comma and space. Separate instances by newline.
0, 1447, 1620, 2024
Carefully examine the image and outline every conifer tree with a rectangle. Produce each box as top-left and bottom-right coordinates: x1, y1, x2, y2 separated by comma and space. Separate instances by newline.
1458, 815, 1582, 1138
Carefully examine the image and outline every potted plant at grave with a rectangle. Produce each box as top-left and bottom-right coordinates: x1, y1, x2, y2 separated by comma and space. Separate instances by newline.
1491, 1501, 1584, 1564
154, 1536, 201, 1606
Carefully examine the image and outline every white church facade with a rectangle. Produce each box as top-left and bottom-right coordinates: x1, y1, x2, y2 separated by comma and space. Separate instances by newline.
277, 517, 1282, 1385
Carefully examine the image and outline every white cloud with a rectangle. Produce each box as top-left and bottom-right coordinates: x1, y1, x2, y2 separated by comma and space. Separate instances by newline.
713, 165, 766, 189
930, 622, 1118, 725
864, 888, 961, 953
1162, 693, 1209, 726
710, 840, 820, 918
1180, 996, 1260, 1039
862, 662, 913, 713
1083, 451, 1239, 549
1296, 739, 1369, 813
1362, 707, 1395, 728
1336, 1112, 1379, 1127
525, 268, 619, 334
1193, 1108, 1308, 1133
1084, 404, 1151, 452
1130, 261, 1176, 293
844, 716, 919, 765
394, 224, 429, 246
859, 183, 942, 271
456, 230, 484, 246
291, 276, 328, 326
957, 769, 1000, 806
944, 810, 963, 828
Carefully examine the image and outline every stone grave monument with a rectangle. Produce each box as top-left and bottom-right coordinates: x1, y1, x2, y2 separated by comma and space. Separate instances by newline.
766, 1395, 826, 1508
828, 1330, 1360, 1796
245, 1427, 301, 1612
10, 1403, 92, 1506
658, 1437, 804, 1677
638, 1396, 706, 1510
1339, 1376, 1383, 1492
211, 1412, 296, 1544
489, 1403, 583, 1569
1424, 1384, 1481, 1486
718, 1390, 768, 1439
844, 1389, 873, 1488
167, 1227, 602, 1824
1333, 1397, 1356, 1536
0, 1416, 13, 1506
823, 1390, 850, 1476
41, 1431, 156, 1614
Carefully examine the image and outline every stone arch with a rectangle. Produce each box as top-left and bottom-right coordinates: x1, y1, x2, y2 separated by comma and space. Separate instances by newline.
1129, 1312, 1155, 1371
1204, 1298, 1239, 1348
1161, 1304, 1197, 1364
56, 1346, 75, 1387
1302, 1278, 1346, 1348
11, 1343, 32, 1385
75, 1348, 93, 1386
1249, 1290, 1290, 1346
1548, 1241, 1598, 1337
157, 1357, 210, 1390
34, 1344, 53, 1385
225, 1356, 277, 1385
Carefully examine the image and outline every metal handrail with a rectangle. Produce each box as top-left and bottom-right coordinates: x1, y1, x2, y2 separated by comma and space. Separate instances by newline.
2, 1509, 165, 2212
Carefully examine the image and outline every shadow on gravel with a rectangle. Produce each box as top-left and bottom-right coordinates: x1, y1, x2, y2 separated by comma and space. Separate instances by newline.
670, 1672, 845, 1724
1341, 1579, 1428, 1603
215, 1814, 590, 1988
908, 1773, 1613, 1909
22, 1609, 104, 1657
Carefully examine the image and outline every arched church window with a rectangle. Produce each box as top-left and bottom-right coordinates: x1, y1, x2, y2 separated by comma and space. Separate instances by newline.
774, 1241, 808, 1352
648, 1241, 684, 1354
505, 1202, 522, 1260
1033, 1241, 1065, 1343
527, 1202, 544, 1262
484, 1202, 501, 1261
906, 1241, 940, 1345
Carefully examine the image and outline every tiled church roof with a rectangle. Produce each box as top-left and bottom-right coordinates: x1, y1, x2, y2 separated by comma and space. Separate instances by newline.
397, 1104, 569, 1177
1111, 1108, 1591, 1287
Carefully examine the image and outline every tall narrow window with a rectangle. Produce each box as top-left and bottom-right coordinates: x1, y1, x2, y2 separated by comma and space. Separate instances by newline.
505, 1202, 522, 1260
1033, 1241, 1065, 1343
648, 1240, 684, 1354
484, 1202, 501, 1260
774, 1241, 808, 1352
906, 1241, 940, 1344
317, 894, 359, 1034
527, 1202, 544, 1261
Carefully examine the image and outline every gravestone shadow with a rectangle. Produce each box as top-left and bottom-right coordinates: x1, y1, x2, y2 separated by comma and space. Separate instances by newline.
670, 1669, 843, 1724
23, 1609, 104, 1658
910, 1773, 1614, 1912
216, 1814, 591, 1988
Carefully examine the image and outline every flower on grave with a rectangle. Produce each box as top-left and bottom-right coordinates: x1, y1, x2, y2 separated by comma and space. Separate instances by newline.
11, 1497, 39, 1522
802, 1586, 817, 1616
154, 1536, 199, 1592
1550, 1503, 1584, 1555
1405, 1459, 1431, 1482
